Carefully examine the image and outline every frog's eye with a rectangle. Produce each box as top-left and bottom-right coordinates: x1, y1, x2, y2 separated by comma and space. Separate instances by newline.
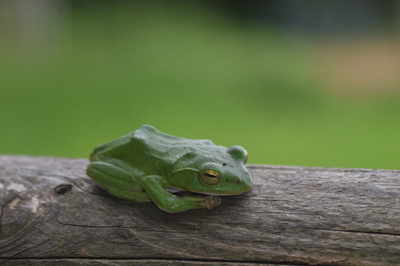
200, 170, 221, 185
228, 145, 248, 164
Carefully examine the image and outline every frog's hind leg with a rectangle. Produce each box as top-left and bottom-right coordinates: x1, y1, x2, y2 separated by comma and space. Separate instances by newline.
87, 161, 151, 202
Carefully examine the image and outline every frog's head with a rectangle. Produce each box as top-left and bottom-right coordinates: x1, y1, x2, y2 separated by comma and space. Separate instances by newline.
168, 145, 253, 196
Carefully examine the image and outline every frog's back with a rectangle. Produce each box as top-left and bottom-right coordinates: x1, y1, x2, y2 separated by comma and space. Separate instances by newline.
130, 124, 215, 157
133, 124, 215, 148
92, 125, 216, 175
128, 125, 217, 174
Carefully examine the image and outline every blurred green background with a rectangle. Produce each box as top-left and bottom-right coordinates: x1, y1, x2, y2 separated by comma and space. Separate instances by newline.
1, 0, 399, 169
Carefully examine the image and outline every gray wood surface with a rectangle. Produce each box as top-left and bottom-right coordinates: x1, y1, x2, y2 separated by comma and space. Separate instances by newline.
0, 155, 399, 265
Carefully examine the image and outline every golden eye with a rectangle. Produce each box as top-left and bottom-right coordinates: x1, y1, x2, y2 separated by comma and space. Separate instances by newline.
244, 149, 248, 164
200, 170, 221, 185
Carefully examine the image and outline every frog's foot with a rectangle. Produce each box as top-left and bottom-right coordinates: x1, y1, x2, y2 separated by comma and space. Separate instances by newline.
204, 196, 221, 209
142, 175, 222, 213
163, 195, 220, 213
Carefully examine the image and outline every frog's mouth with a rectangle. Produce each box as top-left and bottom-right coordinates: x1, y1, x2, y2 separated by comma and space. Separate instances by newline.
190, 188, 252, 196
166, 186, 252, 196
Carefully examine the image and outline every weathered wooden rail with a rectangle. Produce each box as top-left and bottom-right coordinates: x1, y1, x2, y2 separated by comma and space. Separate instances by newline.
0, 155, 399, 265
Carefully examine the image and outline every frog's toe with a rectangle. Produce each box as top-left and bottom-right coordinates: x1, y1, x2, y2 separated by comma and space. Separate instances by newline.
204, 196, 221, 209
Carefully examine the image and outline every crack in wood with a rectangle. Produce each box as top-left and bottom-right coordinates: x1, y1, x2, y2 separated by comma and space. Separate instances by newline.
312, 228, 400, 237
0, 195, 21, 237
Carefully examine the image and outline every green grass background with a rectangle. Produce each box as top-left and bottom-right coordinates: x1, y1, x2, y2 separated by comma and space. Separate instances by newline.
1, 4, 399, 169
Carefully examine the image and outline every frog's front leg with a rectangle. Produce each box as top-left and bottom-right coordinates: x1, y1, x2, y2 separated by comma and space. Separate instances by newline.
87, 159, 151, 202
142, 175, 221, 213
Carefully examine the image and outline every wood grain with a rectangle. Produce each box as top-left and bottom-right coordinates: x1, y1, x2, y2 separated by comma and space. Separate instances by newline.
0, 155, 399, 265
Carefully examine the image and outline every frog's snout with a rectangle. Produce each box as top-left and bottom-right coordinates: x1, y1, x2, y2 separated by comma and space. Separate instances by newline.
230, 172, 253, 194
240, 171, 253, 190
244, 177, 254, 191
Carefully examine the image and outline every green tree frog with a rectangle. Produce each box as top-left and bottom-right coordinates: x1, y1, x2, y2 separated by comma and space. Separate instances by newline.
87, 125, 253, 213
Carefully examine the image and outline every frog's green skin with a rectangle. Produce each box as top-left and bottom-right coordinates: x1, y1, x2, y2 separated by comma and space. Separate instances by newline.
87, 124, 253, 213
